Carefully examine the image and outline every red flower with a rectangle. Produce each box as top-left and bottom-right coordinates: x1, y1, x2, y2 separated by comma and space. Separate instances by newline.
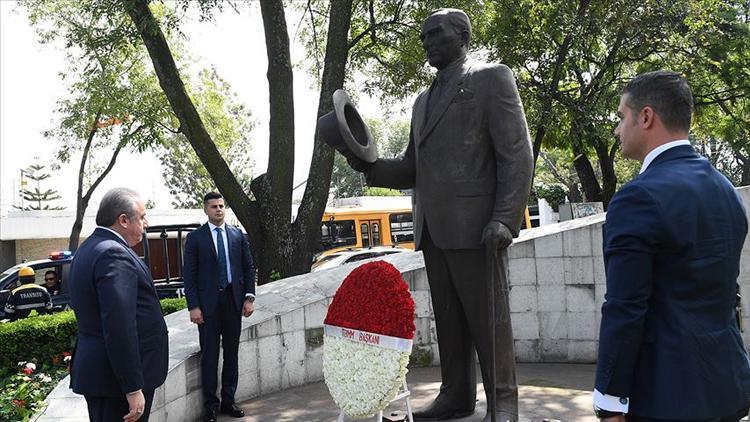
325, 260, 416, 339
11, 399, 25, 408
23, 367, 33, 375
62, 351, 72, 357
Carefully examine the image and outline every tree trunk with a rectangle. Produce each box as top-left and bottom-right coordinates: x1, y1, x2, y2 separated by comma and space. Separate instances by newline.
68, 111, 101, 251
289, 0, 354, 278
126, 0, 354, 285
124, 0, 260, 254
595, 139, 617, 208
570, 123, 602, 202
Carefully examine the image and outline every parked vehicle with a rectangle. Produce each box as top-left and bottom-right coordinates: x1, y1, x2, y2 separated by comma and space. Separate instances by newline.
0, 224, 201, 321
0, 251, 74, 319
310, 246, 409, 272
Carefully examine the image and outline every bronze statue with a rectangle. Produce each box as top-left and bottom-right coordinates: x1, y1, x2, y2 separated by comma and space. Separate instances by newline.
320, 8, 533, 422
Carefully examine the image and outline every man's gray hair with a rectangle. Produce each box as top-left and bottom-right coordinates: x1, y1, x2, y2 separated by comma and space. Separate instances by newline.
428, 8, 472, 44
96, 188, 141, 227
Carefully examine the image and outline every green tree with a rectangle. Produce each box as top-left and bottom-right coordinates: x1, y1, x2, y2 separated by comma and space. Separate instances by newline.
313, 0, 750, 206
159, 68, 255, 208
14, 163, 65, 211
330, 117, 408, 197
21, 0, 178, 250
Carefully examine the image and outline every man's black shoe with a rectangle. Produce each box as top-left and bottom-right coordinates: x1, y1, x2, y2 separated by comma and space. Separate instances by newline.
220, 403, 245, 418
413, 399, 475, 421
203, 407, 217, 422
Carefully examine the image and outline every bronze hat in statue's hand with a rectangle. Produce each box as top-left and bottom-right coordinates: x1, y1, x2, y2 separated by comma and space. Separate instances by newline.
317, 89, 378, 163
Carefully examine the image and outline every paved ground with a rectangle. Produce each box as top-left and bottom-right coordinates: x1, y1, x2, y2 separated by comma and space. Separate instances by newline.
232, 363, 597, 422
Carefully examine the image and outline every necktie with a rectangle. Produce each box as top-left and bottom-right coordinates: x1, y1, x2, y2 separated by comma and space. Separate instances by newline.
215, 227, 229, 289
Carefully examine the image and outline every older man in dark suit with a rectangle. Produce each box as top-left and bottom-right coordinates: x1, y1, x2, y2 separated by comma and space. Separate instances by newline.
594, 71, 750, 421
346, 8, 533, 422
183, 192, 255, 422
69, 188, 168, 422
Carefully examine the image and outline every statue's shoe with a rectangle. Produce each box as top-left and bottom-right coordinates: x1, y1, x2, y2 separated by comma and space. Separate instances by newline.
412, 399, 475, 421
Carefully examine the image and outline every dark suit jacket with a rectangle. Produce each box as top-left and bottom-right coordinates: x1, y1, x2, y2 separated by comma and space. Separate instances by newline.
69, 228, 168, 397
596, 145, 750, 419
183, 223, 255, 316
366, 59, 533, 250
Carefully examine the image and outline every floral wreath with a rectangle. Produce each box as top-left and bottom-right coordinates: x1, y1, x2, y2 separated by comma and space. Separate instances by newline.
323, 260, 416, 419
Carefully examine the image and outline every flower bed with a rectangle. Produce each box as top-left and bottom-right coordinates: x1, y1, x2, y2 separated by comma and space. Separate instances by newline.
0, 297, 188, 421
0, 356, 70, 421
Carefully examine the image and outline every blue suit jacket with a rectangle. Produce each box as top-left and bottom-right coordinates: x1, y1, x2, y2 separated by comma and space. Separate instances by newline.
69, 228, 168, 396
596, 145, 750, 418
182, 223, 255, 316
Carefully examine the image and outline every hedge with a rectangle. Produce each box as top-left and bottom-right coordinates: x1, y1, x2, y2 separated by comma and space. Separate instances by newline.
0, 297, 188, 376
0, 311, 77, 378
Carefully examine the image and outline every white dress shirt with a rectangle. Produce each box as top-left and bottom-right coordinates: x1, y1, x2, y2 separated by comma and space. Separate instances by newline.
99, 226, 127, 245
208, 221, 232, 285
639, 139, 691, 174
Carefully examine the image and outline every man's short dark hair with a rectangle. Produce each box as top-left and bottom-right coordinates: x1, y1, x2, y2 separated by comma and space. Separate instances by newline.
203, 192, 223, 204
96, 188, 141, 227
428, 8, 472, 45
45, 270, 57, 280
621, 70, 693, 133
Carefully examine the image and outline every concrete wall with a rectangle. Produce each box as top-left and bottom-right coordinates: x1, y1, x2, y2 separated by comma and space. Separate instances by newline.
0, 240, 15, 271
37, 186, 750, 421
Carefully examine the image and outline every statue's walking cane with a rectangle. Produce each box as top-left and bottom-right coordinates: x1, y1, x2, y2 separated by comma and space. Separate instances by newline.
486, 240, 512, 422
486, 241, 498, 422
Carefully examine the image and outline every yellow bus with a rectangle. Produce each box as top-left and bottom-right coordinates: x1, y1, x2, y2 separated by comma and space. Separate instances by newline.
318, 206, 415, 256
316, 204, 531, 258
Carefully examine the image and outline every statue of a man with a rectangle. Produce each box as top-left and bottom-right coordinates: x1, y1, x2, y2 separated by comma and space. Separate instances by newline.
346, 8, 533, 422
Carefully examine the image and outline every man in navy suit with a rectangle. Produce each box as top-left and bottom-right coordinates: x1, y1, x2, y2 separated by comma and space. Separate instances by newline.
594, 71, 750, 421
183, 192, 255, 422
69, 188, 168, 422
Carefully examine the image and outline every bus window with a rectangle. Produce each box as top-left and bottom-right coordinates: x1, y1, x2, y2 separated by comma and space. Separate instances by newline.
320, 220, 357, 251
389, 213, 414, 244
361, 223, 370, 248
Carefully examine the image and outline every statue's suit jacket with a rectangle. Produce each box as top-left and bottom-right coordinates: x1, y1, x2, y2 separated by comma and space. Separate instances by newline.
69, 228, 168, 397
596, 145, 750, 418
367, 60, 533, 249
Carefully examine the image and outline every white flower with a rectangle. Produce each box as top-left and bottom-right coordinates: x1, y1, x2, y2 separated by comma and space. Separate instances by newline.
25, 362, 36, 371
63, 356, 72, 363
41, 375, 53, 383
22, 376, 31, 382
323, 335, 410, 419
18, 361, 26, 367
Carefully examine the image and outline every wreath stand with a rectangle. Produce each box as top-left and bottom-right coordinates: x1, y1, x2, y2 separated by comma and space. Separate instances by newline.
336, 380, 414, 422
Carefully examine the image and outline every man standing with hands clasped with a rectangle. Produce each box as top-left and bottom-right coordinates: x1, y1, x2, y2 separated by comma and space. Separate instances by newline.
183, 192, 256, 422
594, 71, 750, 421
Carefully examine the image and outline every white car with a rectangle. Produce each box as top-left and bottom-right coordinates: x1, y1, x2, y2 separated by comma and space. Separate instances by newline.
311, 246, 409, 272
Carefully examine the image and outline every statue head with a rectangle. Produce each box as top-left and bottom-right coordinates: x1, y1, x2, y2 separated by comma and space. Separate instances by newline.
420, 8, 471, 70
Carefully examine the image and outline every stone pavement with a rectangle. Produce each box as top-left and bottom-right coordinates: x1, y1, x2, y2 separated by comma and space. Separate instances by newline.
232, 363, 597, 422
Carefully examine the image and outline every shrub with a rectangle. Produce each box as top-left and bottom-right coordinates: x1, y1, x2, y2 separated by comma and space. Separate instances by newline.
535, 183, 568, 212
160, 297, 188, 315
0, 297, 187, 376
0, 311, 76, 379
